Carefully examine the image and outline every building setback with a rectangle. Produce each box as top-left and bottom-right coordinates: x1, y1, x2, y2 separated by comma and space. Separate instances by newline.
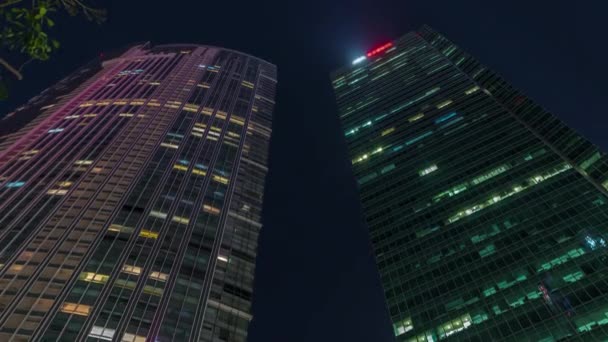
332, 26, 608, 341
0, 43, 276, 341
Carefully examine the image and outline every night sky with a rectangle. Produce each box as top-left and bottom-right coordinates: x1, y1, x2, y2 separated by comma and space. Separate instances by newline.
1, 1, 608, 341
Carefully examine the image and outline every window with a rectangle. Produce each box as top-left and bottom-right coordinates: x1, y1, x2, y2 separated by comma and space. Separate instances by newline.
393, 317, 413, 336
419, 165, 438, 176
60, 302, 91, 316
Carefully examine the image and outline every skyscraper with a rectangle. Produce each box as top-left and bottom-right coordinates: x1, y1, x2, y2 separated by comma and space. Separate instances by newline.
332, 26, 608, 341
0, 43, 276, 341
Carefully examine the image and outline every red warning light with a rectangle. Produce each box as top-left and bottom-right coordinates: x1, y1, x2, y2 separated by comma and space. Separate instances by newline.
366, 42, 393, 58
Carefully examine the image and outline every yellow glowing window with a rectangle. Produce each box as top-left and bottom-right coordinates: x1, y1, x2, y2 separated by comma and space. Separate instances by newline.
122, 264, 142, 275
83, 113, 97, 118
216, 111, 228, 120
61, 303, 91, 316
173, 164, 188, 171
195, 123, 207, 128
17, 156, 32, 161
207, 136, 218, 141
172, 216, 190, 225
160, 142, 179, 149
9, 264, 24, 273
192, 132, 203, 138
149, 81, 161, 85
139, 230, 159, 239
212, 175, 229, 185
130, 101, 145, 105
436, 100, 453, 109
465, 86, 480, 95
41, 104, 55, 110
96, 101, 110, 106
192, 169, 207, 176
65, 115, 80, 119
203, 204, 221, 215
230, 116, 245, 126
123, 333, 147, 342
227, 132, 240, 138
47, 189, 68, 195
57, 181, 72, 187
164, 104, 180, 109
192, 127, 205, 133
74, 160, 93, 165
210, 126, 222, 132
201, 107, 214, 115
113, 101, 127, 105
23, 150, 39, 155
79, 103, 94, 108
119, 113, 134, 117
197, 83, 210, 88
149, 271, 169, 282
241, 81, 254, 88
147, 102, 161, 107
91, 167, 103, 173
252, 106, 259, 112
80, 272, 109, 284
408, 113, 425, 122
184, 104, 199, 112
381, 127, 395, 136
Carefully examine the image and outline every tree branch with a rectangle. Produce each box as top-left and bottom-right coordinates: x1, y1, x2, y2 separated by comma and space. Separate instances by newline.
0, 57, 24, 80
0, 0, 23, 8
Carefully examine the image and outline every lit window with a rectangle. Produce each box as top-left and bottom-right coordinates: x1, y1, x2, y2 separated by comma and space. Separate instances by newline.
192, 168, 207, 176
203, 204, 221, 215
89, 326, 115, 341
149, 271, 169, 282
149, 211, 167, 219
436, 100, 453, 109
122, 333, 147, 342
5, 181, 25, 188
139, 229, 159, 239
83, 113, 97, 118
57, 181, 73, 187
48, 128, 64, 133
119, 113, 134, 117
47, 189, 68, 195
465, 86, 480, 95
419, 164, 438, 176
393, 317, 413, 336
64, 115, 80, 119
435, 112, 458, 124
79, 272, 109, 284
212, 175, 229, 184
408, 113, 425, 122
108, 224, 134, 234
160, 142, 179, 149
217, 255, 228, 262
74, 160, 93, 165
122, 265, 142, 275
172, 216, 190, 225
381, 127, 395, 136
173, 164, 188, 172
60, 302, 91, 316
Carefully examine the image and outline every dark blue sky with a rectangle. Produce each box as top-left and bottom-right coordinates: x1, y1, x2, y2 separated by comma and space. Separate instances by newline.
2, 1, 607, 341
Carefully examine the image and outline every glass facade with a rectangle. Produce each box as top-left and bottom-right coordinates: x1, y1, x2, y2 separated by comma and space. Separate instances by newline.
332, 26, 608, 341
0, 43, 276, 341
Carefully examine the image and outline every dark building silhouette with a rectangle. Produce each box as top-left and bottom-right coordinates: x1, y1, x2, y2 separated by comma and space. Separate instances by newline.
332, 26, 608, 341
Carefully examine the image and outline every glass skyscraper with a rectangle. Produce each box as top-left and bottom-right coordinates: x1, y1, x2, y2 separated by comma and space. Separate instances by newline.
0, 43, 276, 341
332, 26, 608, 341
